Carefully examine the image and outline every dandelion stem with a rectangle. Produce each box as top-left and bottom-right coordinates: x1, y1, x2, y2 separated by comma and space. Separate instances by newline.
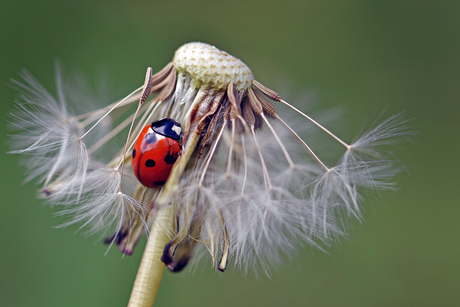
88, 108, 137, 156
119, 103, 142, 191
89, 96, 158, 156
199, 123, 226, 186
118, 68, 153, 190
275, 114, 330, 171
127, 204, 174, 307
241, 135, 248, 195
260, 113, 295, 168
225, 119, 236, 175
126, 99, 162, 150
251, 125, 272, 190
73, 92, 141, 121
279, 99, 351, 149
80, 85, 143, 140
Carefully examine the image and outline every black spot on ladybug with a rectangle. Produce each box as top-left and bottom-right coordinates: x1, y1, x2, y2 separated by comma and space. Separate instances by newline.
164, 151, 178, 165
144, 133, 157, 144
132, 149, 136, 159
145, 159, 156, 167
154, 180, 165, 186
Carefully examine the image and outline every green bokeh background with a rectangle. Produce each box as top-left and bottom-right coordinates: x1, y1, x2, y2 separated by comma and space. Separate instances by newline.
1, 1, 459, 306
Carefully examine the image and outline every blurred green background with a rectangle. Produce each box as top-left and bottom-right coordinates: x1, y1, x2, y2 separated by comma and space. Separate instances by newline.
1, 1, 459, 306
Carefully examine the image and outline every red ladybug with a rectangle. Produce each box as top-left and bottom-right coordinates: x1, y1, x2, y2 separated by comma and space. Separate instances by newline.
131, 118, 182, 188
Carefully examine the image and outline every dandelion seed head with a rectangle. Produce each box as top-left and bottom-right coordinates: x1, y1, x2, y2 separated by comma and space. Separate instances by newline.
9, 42, 412, 275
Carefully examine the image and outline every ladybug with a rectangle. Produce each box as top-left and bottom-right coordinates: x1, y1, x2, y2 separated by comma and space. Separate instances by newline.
131, 118, 182, 188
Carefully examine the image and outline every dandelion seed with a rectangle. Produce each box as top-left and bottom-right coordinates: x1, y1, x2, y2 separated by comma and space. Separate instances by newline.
10, 42, 412, 306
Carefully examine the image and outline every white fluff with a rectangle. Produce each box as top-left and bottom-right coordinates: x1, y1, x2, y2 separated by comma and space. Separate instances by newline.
168, 112, 411, 273
9, 69, 145, 236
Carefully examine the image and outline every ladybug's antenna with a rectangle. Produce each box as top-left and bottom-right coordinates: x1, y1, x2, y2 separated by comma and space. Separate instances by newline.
117, 67, 153, 192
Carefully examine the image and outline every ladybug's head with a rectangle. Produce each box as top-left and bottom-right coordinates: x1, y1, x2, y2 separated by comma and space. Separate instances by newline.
150, 118, 182, 141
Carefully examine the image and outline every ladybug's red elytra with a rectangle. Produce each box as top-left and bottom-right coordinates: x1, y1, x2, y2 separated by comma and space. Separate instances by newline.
131, 118, 182, 188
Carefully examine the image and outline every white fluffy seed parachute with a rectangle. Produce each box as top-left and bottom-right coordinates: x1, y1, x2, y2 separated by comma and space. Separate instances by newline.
9, 42, 413, 273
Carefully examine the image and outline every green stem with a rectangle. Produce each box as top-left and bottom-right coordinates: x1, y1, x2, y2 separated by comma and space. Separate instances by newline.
127, 205, 174, 307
